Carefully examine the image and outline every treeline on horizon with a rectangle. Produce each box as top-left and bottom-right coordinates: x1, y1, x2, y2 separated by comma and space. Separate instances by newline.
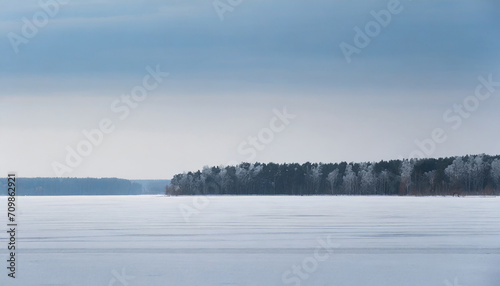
167, 154, 500, 196
0, 178, 165, 196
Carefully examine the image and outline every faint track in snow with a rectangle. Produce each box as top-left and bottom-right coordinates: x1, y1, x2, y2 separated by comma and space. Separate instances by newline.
7, 247, 500, 254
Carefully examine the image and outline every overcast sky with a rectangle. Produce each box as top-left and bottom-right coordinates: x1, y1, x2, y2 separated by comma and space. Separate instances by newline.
1, 0, 499, 179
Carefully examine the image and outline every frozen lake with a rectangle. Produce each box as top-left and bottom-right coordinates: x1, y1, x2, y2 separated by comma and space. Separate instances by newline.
1, 195, 499, 285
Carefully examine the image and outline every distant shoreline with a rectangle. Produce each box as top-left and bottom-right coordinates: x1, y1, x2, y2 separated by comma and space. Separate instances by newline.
0, 178, 169, 196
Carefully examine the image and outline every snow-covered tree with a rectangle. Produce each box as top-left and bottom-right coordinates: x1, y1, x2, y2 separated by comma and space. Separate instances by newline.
445, 156, 468, 192
234, 163, 263, 194
200, 166, 214, 194
469, 154, 486, 192
235, 165, 249, 194
343, 164, 357, 195
400, 159, 414, 194
327, 169, 339, 194
250, 163, 263, 178
359, 163, 376, 194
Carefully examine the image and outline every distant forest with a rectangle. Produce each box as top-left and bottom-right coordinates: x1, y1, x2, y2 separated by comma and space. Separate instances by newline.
0, 178, 169, 196
167, 154, 500, 196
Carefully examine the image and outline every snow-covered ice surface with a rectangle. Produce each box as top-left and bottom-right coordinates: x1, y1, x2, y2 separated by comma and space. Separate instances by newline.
0, 195, 499, 286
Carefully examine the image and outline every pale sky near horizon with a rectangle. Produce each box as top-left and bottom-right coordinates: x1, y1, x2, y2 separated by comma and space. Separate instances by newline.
1, 0, 499, 179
